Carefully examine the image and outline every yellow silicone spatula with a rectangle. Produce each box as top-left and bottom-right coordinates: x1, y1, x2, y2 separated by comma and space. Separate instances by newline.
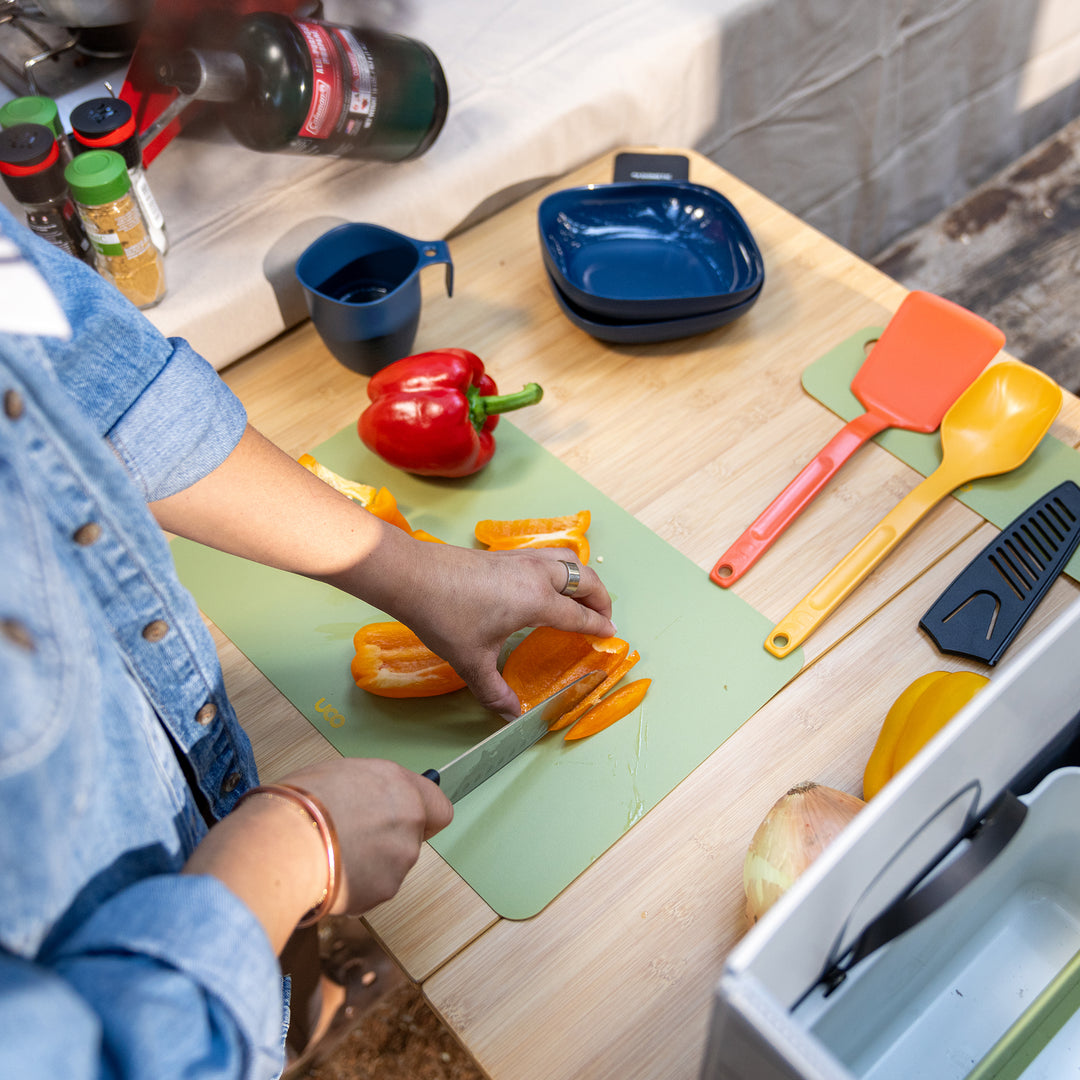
711, 292, 1003, 587
765, 360, 1063, 658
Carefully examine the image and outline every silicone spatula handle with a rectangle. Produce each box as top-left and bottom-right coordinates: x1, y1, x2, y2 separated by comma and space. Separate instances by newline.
711, 410, 891, 587
764, 466, 959, 657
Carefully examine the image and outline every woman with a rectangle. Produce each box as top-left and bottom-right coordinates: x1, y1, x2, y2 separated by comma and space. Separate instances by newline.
0, 203, 613, 1078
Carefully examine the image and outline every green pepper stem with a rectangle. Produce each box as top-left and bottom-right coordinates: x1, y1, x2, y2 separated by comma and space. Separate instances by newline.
468, 382, 544, 429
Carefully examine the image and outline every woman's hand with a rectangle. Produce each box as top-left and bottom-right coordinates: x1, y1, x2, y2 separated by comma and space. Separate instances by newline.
360, 542, 614, 718
185, 758, 453, 952
280, 757, 453, 916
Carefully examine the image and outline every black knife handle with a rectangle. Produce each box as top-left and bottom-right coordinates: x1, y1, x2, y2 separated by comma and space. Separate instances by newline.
421, 768, 441, 785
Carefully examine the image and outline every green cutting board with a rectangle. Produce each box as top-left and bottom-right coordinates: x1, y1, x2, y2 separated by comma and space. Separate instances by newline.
803, 330, 1080, 582
172, 421, 803, 919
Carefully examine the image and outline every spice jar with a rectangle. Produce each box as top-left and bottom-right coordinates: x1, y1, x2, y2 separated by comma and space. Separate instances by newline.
64, 149, 166, 310
70, 97, 168, 254
0, 123, 93, 264
0, 95, 73, 164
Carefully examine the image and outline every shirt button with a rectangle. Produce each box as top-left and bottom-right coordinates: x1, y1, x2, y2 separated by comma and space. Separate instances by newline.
4, 389, 24, 420
73, 522, 103, 546
142, 619, 169, 642
221, 771, 242, 794
195, 702, 218, 726
1, 618, 34, 651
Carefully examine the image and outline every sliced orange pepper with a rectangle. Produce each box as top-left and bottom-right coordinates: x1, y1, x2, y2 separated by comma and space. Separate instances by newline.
501, 626, 628, 712
474, 510, 591, 564
350, 621, 465, 698
366, 487, 412, 532
548, 650, 641, 732
565, 679, 652, 741
410, 528, 446, 544
298, 454, 412, 532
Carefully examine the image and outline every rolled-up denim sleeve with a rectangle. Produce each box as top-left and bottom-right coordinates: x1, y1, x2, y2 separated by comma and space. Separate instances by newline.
0, 876, 286, 1080
0, 202, 248, 502
105, 337, 249, 503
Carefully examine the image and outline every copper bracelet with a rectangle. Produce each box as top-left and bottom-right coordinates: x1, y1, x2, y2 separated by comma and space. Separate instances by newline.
238, 783, 341, 928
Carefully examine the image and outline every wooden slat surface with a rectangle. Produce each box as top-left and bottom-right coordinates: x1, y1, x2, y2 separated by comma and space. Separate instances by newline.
214, 146, 1080, 1074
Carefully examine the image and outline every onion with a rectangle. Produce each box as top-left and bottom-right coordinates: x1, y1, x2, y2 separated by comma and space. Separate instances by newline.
743, 781, 865, 924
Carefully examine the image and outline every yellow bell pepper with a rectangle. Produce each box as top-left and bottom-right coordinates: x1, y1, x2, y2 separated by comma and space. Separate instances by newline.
863, 670, 989, 798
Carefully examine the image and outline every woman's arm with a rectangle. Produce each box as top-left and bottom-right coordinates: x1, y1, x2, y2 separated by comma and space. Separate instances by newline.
151, 424, 615, 716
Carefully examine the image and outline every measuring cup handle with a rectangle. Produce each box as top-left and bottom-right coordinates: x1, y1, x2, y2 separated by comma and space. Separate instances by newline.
765, 467, 956, 657
415, 239, 454, 298
710, 410, 890, 588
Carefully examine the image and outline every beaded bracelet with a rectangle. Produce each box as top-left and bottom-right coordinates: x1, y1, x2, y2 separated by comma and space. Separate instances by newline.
237, 783, 341, 928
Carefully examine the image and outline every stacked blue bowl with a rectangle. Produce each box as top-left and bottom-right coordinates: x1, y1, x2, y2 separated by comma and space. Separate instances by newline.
538, 181, 765, 344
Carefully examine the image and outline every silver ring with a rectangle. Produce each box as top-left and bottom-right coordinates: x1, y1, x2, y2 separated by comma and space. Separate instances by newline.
559, 560, 581, 596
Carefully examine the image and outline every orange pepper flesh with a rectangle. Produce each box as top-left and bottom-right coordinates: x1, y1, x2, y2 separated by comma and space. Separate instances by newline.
410, 529, 446, 544
474, 511, 591, 564
565, 679, 652, 741
351, 621, 465, 698
501, 626, 628, 712
367, 487, 412, 532
548, 650, 641, 731
298, 454, 412, 532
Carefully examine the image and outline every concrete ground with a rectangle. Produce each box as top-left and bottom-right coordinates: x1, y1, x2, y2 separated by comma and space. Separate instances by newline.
873, 115, 1080, 395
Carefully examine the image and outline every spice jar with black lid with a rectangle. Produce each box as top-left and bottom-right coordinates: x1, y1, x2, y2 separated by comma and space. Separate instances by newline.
65, 149, 166, 310
0, 123, 93, 264
70, 97, 168, 254
0, 95, 73, 164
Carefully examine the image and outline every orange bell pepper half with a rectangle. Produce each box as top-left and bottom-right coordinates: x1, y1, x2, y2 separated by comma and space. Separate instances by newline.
502, 626, 628, 713
474, 510, 591, 564
564, 679, 652, 741
548, 650, 641, 731
298, 454, 412, 532
350, 621, 465, 698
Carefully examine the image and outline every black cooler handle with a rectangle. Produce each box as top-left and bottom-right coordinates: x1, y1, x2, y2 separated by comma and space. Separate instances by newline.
815, 788, 1028, 996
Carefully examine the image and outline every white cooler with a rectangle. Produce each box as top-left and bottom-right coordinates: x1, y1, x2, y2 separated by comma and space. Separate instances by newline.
703, 596, 1080, 1080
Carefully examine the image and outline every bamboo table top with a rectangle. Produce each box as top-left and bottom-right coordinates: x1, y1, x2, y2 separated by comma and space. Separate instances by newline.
214, 146, 1080, 1079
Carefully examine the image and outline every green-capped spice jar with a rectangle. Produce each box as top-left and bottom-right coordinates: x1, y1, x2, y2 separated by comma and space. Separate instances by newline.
64, 149, 165, 309
70, 97, 168, 253
0, 95, 72, 162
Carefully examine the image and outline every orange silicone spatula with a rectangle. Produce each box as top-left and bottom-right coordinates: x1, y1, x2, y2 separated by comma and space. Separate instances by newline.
710, 292, 1005, 588
764, 360, 1062, 658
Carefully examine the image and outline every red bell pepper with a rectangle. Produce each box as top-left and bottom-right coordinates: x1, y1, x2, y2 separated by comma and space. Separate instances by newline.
358, 349, 543, 477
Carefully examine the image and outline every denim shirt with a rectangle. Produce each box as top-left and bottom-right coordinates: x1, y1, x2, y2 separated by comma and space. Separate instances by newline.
0, 206, 286, 1079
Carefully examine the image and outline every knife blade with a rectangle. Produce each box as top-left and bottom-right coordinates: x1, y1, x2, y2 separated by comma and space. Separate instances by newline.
422, 670, 606, 803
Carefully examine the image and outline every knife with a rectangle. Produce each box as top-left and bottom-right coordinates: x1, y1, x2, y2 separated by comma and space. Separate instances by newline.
422, 670, 606, 803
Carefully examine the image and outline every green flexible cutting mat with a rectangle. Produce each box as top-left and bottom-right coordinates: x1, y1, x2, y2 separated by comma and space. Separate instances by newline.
803, 329, 1080, 582
171, 420, 803, 919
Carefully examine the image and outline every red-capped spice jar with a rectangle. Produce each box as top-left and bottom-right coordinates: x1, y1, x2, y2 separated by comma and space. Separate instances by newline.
70, 97, 168, 255
0, 122, 93, 264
